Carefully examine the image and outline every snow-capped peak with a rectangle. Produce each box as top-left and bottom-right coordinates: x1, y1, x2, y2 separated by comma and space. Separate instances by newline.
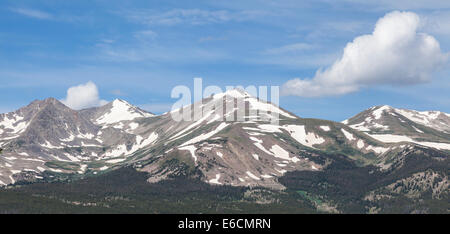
394, 108, 450, 130
95, 99, 154, 125
344, 105, 450, 134
212, 88, 251, 100
372, 105, 392, 119
210, 88, 296, 119
370, 105, 449, 123
111, 99, 134, 106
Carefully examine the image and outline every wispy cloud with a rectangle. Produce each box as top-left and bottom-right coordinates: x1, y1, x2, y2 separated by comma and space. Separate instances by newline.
9, 7, 90, 23
333, 0, 450, 11
246, 51, 340, 69
133, 30, 158, 40
423, 10, 450, 37
100, 39, 115, 44
198, 36, 228, 43
120, 8, 267, 26
94, 29, 229, 63
10, 8, 53, 20
263, 43, 316, 55
96, 43, 229, 63
297, 20, 370, 41
246, 42, 336, 69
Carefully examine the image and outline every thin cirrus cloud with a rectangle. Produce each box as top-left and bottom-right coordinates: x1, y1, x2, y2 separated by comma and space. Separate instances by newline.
10, 8, 53, 20
61, 81, 108, 110
338, 0, 450, 10
133, 30, 158, 40
281, 11, 449, 98
122, 8, 265, 26
96, 41, 230, 63
424, 10, 450, 37
263, 43, 316, 55
9, 7, 87, 23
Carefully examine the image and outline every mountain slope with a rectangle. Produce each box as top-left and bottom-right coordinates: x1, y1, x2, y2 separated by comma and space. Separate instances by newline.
0, 91, 448, 213
343, 105, 450, 151
0, 98, 154, 185
0, 91, 395, 188
118, 90, 426, 189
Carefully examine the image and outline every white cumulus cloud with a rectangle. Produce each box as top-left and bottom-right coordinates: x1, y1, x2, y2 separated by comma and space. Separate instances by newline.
61, 81, 108, 110
282, 11, 448, 97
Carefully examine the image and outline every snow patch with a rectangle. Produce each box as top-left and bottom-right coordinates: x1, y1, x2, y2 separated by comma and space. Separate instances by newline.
368, 134, 414, 143
341, 128, 355, 141
320, 126, 331, 131
64, 153, 81, 162
169, 110, 215, 141
349, 122, 372, 132
373, 105, 391, 119
60, 134, 75, 142
49, 168, 63, 173
246, 171, 260, 180
209, 174, 222, 185
357, 140, 365, 149
78, 164, 88, 174
366, 145, 389, 154
140, 132, 158, 146
270, 145, 299, 163
99, 166, 109, 171
106, 158, 126, 164
4, 156, 17, 161
0, 114, 29, 134
284, 125, 325, 148
181, 122, 229, 146
246, 97, 296, 119
257, 124, 283, 133
412, 126, 424, 133
42, 141, 63, 149
179, 145, 198, 162
129, 122, 139, 130
368, 134, 450, 150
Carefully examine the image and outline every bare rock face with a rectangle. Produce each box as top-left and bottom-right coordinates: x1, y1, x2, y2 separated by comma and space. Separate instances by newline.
0, 90, 449, 193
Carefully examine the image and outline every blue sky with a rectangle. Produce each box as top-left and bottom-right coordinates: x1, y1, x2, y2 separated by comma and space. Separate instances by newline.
1, 0, 449, 121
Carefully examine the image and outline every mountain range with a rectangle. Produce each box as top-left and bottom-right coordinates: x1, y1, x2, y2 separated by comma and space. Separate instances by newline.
0, 90, 448, 213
